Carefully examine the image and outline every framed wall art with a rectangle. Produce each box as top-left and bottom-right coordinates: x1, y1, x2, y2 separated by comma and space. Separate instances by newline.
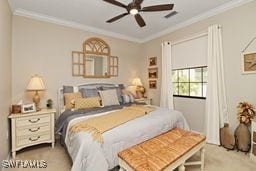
149, 80, 157, 89
149, 57, 157, 66
242, 52, 256, 74
148, 68, 158, 79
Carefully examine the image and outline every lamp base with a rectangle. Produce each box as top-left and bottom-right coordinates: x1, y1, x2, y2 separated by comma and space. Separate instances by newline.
33, 91, 41, 111
136, 86, 145, 99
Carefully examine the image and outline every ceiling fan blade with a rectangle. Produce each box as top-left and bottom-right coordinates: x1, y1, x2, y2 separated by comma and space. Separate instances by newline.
134, 0, 144, 5
135, 14, 146, 27
141, 4, 174, 12
103, 0, 127, 9
106, 13, 129, 23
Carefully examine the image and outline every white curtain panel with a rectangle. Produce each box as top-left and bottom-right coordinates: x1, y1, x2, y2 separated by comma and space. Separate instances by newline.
205, 25, 229, 145
160, 42, 174, 109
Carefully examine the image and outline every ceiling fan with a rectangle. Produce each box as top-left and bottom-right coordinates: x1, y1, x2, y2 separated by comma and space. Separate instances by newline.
103, 0, 174, 27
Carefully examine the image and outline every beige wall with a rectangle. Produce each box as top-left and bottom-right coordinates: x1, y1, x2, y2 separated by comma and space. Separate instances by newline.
0, 0, 12, 164
140, 1, 256, 133
12, 16, 142, 111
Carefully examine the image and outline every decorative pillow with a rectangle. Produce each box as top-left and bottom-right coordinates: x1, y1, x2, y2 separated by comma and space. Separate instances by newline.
122, 94, 135, 104
64, 92, 82, 109
63, 86, 74, 93
63, 86, 79, 93
75, 97, 101, 109
101, 86, 122, 104
79, 88, 99, 98
98, 89, 120, 106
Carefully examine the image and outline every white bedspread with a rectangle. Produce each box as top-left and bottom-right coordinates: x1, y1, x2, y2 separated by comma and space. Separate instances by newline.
65, 106, 189, 171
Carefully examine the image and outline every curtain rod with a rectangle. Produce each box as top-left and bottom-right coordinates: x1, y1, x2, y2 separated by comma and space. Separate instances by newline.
171, 32, 208, 46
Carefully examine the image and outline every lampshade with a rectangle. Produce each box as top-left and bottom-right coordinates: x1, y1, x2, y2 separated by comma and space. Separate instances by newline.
132, 78, 143, 86
26, 75, 46, 91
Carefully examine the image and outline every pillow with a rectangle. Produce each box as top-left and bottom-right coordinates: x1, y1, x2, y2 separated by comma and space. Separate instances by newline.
98, 89, 120, 106
75, 97, 101, 109
63, 86, 79, 93
122, 94, 135, 104
63, 86, 73, 93
64, 92, 82, 109
101, 86, 122, 104
79, 88, 99, 98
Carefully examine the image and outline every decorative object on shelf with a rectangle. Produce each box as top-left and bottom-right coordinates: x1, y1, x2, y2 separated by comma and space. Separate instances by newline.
72, 37, 119, 78
21, 103, 36, 113
149, 57, 157, 66
148, 68, 158, 79
149, 80, 157, 89
11, 105, 21, 114
46, 99, 53, 109
235, 102, 256, 153
220, 123, 235, 150
132, 78, 145, 98
241, 37, 256, 74
26, 75, 46, 111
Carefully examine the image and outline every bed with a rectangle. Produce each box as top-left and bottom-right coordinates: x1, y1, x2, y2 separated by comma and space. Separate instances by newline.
55, 83, 189, 171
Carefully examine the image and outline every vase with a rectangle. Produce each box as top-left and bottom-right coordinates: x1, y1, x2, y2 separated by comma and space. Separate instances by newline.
234, 123, 251, 153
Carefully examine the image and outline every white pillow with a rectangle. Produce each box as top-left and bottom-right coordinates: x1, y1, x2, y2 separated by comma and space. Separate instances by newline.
99, 89, 120, 106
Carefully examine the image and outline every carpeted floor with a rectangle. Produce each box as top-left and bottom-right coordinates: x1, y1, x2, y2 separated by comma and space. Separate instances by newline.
5, 142, 256, 171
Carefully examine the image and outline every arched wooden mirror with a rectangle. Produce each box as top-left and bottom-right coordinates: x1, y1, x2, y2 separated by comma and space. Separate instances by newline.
83, 37, 111, 78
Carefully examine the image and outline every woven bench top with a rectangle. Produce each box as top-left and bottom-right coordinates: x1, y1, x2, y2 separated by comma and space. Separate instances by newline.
118, 128, 206, 171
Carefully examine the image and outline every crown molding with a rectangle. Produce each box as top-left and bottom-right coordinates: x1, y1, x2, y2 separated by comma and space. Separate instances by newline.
12, 0, 254, 44
141, 0, 255, 42
13, 9, 142, 43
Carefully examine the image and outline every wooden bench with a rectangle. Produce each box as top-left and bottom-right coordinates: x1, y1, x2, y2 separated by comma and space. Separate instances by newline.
118, 128, 206, 171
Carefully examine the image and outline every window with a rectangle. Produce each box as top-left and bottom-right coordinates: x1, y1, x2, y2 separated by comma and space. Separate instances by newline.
172, 66, 207, 99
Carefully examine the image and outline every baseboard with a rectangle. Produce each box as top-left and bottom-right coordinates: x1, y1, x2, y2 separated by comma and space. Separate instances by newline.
1, 152, 11, 171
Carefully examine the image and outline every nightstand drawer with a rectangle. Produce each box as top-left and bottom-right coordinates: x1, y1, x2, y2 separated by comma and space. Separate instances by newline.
16, 114, 50, 127
16, 124, 50, 136
17, 133, 51, 147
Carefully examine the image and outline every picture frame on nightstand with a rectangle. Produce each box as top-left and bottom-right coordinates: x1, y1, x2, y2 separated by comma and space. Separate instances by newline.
21, 103, 36, 113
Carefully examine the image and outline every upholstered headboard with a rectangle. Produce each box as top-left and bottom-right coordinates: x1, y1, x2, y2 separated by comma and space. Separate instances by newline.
57, 83, 121, 116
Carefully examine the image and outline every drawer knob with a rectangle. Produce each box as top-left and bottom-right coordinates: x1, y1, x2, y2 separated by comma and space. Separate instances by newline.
29, 127, 40, 132
29, 136, 40, 141
28, 118, 40, 123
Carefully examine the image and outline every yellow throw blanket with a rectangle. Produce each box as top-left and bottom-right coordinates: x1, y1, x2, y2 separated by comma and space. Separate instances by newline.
70, 105, 155, 143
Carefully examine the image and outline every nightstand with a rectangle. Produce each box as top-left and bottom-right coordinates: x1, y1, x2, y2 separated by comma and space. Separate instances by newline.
251, 118, 256, 161
8, 109, 56, 159
135, 98, 152, 105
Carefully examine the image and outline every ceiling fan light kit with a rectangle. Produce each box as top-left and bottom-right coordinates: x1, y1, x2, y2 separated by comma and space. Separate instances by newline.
103, 0, 174, 27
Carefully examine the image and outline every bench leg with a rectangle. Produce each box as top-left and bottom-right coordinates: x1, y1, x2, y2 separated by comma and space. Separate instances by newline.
200, 148, 205, 171
178, 163, 185, 171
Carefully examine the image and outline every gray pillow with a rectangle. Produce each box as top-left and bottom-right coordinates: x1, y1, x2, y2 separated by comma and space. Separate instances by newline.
99, 89, 120, 106
79, 88, 99, 98
63, 86, 73, 93
101, 86, 123, 104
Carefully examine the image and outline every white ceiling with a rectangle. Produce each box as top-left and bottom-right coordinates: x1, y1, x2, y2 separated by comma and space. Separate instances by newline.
8, 0, 251, 42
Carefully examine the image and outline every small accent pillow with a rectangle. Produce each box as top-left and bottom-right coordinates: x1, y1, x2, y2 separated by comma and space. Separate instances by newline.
75, 97, 101, 109
122, 94, 135, 104
79, 88, 100, 98
64, 92, 82, 109
99, 89, 120, 106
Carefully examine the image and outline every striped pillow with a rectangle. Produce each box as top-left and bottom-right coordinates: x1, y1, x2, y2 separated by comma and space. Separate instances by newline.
122, 94, 134, 104
75, 97, 101, 109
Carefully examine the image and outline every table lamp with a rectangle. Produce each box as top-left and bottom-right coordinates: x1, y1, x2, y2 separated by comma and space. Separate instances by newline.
26, 75, 45, 111
132, 78, 145, 99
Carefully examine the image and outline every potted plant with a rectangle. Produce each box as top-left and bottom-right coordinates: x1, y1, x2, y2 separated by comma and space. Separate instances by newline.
46, 99, 53, 109
235, 102, 256, 153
